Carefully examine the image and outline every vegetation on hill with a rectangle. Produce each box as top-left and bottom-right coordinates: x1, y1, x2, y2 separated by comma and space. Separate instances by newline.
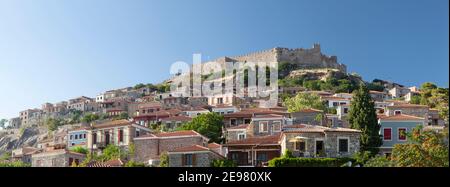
284, 93, 326, 112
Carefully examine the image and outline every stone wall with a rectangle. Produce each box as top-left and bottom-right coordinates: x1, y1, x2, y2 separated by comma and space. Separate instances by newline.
133, 136, 207, 163
168, 152, 214, 167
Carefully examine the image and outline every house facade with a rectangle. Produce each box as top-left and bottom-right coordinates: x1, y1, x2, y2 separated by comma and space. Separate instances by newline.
133, 130, 209, 166
280, 124, 361, 158
378, 114, 425, 155
31, 149, 86, 167
167, 145, 225, 167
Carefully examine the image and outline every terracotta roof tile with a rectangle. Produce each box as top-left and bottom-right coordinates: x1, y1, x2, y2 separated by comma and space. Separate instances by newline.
169, 145, 210, 153
226, 124, 249, 130
225, 134, 281, 146
208, 143, 221, 149
379, 114, 425, 121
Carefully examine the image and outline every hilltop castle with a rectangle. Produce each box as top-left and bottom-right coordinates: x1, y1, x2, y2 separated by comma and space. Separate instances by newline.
202, 43, 347, 73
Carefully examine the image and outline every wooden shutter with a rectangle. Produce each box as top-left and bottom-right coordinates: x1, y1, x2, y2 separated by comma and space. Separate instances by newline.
182, 154, 185, 166
192, 154, 197, 167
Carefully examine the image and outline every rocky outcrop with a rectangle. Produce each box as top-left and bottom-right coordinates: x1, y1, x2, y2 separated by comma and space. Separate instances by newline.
0, 127, 44, 155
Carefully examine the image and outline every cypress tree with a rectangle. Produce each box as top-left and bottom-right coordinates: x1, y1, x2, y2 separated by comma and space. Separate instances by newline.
348, 84, 382, 155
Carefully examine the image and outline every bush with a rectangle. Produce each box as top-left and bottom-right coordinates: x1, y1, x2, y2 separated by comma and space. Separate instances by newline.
70, 146, 89, 154
364, 156, 395, 167
124, 161, 146, 167
211, 159, 237, 167
0, 161, 31, 167
267, 157, 355, 167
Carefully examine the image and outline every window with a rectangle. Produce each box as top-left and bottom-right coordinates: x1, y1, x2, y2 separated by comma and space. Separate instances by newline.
244, 119, 251, 124
75, 135, 78, 140
338, 138, 349, 153
344, 108, 349, 114
70, 135, 73, 140
92, 133, 97, 144
217, 98, 223, 104
183, 154, 193, 166
118, 129, 124, 143
398, 128, 407, 141
230, 119, 237, 125
333, 102, 339, 107
69, 158, 73, 165
272, 121, 281, 132
259, 121, 268, 132
383, 128, 392, 140
238, 133, 246, 140
394, 110, 402, 115
135, 130, 140, 137
294, 141, 306, 152
83, 134, 86, 139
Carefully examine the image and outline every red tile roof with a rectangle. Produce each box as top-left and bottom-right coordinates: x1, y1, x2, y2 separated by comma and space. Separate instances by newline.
379, 114, 425, 121
252, 114, 284, 119
225, 134, 281, 146
208, 143, 221, 149
161, 116, 192, 122
104, 159, 124, 167
388, 104, 428, 108
283, 124, 361, 133
297, 108, 323, 113
91, 119, 132, 129
226, 124, 249, 130
169, 145, 210, 153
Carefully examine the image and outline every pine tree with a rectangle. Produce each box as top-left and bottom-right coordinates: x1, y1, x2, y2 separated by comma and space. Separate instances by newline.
348, 84, 382, 155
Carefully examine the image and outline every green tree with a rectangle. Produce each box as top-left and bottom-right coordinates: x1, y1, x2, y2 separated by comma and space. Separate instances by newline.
134, 83, 146, 90
0, 152, 11, 161
391, 126, 449, 167
348, 84, 382, 155
180, 113, 224, 143
81, 113, 100, 123
284, 93, 326, 112
159, 152, 169, 167
70, 146, 89, 154
211, 159, 237, 167
45, 118, 63, 131
410, 95, 421, 104
364, 155, 395, 167
303, 80, 322, 91
99, 144, 124, 161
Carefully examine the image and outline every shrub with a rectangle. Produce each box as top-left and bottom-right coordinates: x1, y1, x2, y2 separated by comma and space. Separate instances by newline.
0, 161, 31, 167
70, 146, 89, 155
267, 157, 355, 167
124, 161, 146, 167
211, 159, 237, 167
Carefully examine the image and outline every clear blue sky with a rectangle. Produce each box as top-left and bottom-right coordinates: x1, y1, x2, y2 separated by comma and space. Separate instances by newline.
0, 0, 448, 119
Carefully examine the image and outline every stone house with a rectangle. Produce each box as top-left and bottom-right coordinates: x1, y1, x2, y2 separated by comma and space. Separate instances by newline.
167, 145, 225, 167
404, 90, 420, 102
290, 108, 325, 126
86, 119, 152, 152
128, 101, 162, 117
378, 114, 425, 155
336, 105, 350, 120
388, 86, 411, 99
162, 96, 188, 108
132, 109, 182, 127
385, 103, 433, 124
11, 147, 42, 164
211, 105, 239, 115
182, 107, 210, 118
224, 134, 281, 167
225, 124, 249, 142
187, 97, 209, 108
223, 108, 289, 127
321, 96, 351, 108
133, 130, 209, 166
8, 117, 21, 129
160, 116, 192, 131
67, 96, 95, 112
369, 90, 391, 102
280, 124, 361, 158
31, 149, 86, 167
